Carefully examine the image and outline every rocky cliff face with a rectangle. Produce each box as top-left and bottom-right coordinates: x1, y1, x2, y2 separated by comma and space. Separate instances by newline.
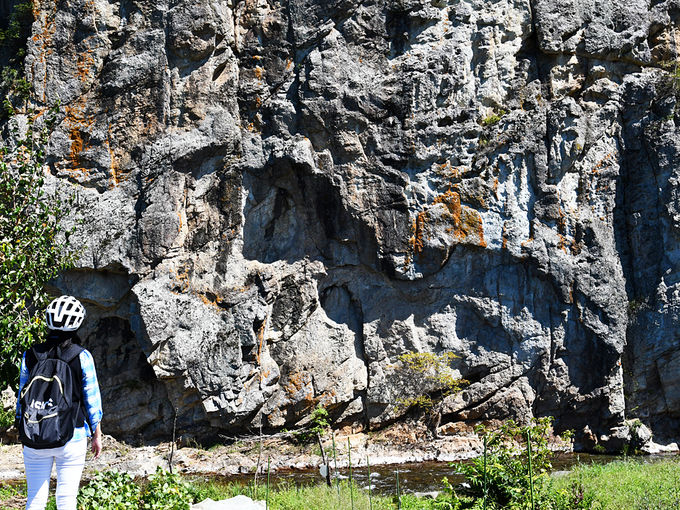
7, 0, 680, 446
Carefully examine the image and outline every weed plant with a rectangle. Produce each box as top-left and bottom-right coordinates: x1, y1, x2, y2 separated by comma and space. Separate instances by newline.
0, 406, 14, 430
441, 417, 592, 510
480, 110, 506, 127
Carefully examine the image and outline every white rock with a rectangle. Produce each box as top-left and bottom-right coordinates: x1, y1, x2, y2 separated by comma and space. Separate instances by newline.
191, 496, 266, 510
1, 387, 15, 412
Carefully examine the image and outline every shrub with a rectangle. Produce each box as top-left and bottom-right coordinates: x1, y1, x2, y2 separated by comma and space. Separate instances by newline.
78, 471, 140, 510
78, 468, 193, 510
0, 405, 14, 430
395, 351, 466, 411
139, 467, 192, 510
309, 405, 330, 436
442, 417, 593, 509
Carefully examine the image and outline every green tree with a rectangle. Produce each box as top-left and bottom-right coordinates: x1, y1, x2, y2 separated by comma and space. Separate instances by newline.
0, 109, 76, 388
395, 351, 467, 437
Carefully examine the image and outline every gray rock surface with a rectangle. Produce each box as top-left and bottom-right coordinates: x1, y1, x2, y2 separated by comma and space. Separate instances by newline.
5, 0, 680, 447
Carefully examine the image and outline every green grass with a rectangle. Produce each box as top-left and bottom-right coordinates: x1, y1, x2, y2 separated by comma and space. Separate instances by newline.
188, 480, 440, 510
6, 458, 680, 510
553, 458, 680, 509
0, 481, 26, 510
0, 476, 442, 510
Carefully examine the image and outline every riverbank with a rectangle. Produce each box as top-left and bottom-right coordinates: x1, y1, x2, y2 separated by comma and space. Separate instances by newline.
0, 422, 492, 481
3, 455, 680, 510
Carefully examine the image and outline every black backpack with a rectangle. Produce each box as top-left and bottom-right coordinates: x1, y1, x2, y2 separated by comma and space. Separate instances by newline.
18, 343, 85, 449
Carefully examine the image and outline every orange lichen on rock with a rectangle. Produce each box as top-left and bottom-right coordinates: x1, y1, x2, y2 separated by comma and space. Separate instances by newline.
434, 161, 465, 183
197, 292, 223, 310
414, 211, 427, 253
285, 371, 315, 403
76, 50, 96, 83
557, 207, 568, 234
557, 233, 569, 254
591, 152, 614, 174
31, 0, 57, 102
433, 189, 461, 217
458, 207, 487, 247
256, 318, 267, 366
105, 122, 123, 186
404, 189, 487, 270
433, 190, 486, 247
407, 212, 427, 262
68, 128, 84, 166
63, 99, 95, 175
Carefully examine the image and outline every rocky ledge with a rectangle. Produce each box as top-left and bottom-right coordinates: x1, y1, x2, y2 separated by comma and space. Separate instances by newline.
2, 0, 680, 447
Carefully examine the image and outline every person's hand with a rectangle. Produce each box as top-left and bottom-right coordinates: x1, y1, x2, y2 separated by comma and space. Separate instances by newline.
91, 424, 103, 459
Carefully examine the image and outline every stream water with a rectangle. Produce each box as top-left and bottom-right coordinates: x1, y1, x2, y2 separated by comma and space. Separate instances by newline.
3, 453, 675, 497
197, 453, 644, 495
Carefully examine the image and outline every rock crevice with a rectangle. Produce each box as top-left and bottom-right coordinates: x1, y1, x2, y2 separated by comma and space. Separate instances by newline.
5, 0, 680, 447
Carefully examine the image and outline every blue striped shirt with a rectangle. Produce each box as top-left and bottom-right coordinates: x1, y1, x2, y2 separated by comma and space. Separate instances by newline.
16, 348, 103, 442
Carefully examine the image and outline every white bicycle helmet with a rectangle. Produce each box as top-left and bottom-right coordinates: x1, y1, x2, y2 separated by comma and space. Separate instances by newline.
45, 295, 87, 331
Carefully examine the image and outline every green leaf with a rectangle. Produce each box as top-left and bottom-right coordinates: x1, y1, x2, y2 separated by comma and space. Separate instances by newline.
0, 105, 76, 388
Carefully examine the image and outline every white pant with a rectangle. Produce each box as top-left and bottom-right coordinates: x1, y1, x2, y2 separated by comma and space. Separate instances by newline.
23, 439, 87, 510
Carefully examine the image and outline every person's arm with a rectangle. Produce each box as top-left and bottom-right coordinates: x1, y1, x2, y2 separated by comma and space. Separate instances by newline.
14, 352, 29, 429
91, 422, 102, 458
79, 350, 103, 458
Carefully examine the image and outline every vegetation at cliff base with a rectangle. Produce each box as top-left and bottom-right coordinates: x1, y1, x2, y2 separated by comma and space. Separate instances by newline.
553, 457, 680, 509
0, 110, 76, 389
4, 456, 680, 510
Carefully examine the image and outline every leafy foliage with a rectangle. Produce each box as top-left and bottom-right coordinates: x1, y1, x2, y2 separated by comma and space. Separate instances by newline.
78, 471, 141, 510
0, 109, 76, 388
0, 0, 33, 119
0, 1, 33, 50
139, 467, 192, 510
442, 417, 592, 510
396, 351, 466, 410
309, 405, 330, 436
480, 109, 506, 127
2, 67, 31, 118
0, 405, 14, 429
78, 468, 192, 510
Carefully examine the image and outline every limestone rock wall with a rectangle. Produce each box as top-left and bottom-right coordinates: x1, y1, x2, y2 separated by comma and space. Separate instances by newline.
10, 0, 680, 445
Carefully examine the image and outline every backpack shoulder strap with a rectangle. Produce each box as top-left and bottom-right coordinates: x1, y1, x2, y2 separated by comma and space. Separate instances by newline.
57, 344, 84, 364
25, 347, 48, 372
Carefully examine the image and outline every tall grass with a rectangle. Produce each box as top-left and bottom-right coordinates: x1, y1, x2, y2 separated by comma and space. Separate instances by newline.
553, 457, 680, 509
187, 480, 430, 510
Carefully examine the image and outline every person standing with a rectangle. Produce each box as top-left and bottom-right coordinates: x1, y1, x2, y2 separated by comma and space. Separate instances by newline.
15, 295, 103, 510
